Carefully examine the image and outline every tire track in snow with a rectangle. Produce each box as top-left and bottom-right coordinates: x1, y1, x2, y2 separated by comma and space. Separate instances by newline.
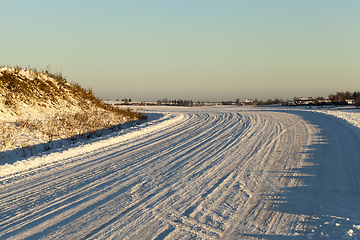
102, 111, 312, 239
0, 112, 220, 239
0, 114, 193, 225
0, 108, 322, 239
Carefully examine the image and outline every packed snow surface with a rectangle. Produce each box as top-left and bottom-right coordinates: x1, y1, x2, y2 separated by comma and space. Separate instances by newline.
313, 108, 360, 129
1, 106, 360, 239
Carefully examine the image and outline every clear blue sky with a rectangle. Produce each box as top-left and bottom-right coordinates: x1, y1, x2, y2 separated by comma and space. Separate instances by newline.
1, 1, 359, 102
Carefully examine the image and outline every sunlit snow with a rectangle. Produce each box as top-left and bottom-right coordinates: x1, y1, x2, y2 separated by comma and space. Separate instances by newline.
1, 106, 360, 239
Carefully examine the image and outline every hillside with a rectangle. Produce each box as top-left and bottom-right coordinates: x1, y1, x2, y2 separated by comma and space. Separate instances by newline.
0, 66, 145, 159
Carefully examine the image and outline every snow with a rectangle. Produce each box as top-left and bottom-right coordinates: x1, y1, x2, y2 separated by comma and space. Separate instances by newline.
312, 108, 360, 129
1, 106, 360, 239
0, 67, 136, 160
0, 112, 178, 179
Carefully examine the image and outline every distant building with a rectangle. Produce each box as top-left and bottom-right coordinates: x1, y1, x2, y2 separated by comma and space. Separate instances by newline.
299, 97, 313, 101
245, 98, 253, 104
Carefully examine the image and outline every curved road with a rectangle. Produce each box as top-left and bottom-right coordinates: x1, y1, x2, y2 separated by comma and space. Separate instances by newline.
1, 108, 360, 239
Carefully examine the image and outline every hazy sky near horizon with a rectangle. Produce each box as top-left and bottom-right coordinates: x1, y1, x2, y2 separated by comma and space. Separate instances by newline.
1, 1, 359, 102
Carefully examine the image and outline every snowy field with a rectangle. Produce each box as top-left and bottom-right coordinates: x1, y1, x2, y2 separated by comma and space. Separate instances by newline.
1, 106, 360, 239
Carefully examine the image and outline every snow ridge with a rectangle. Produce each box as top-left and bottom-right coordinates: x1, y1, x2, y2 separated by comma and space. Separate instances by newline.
313, 108, 360, 129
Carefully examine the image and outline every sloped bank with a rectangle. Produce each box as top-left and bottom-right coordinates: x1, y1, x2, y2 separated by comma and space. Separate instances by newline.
0, 66, 146, 160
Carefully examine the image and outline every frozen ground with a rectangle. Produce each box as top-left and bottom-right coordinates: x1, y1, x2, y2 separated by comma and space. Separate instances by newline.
1, 106, 360, 239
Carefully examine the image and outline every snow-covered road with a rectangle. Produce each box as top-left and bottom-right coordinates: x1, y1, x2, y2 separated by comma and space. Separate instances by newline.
1, 107, 360, 239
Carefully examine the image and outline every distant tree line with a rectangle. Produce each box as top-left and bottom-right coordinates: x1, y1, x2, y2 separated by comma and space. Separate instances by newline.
221, 100, 234, 105
221, 99, 242, 106
117, 90, 360, 107
248, 91, 360, 107
157, 98, 197, 107
114, 98, 132, 105
328, 91, 360, 104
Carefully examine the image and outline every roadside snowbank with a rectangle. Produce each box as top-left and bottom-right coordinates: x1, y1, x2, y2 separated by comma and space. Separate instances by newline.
0, 112, 182, 180
313, 108, 360, 129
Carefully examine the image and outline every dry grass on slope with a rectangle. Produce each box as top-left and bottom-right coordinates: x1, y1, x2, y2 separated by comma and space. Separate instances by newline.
0, 66, 146, 156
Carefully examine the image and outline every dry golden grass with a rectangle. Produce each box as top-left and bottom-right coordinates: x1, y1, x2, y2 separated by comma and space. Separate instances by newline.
0, 66, 146, 153
0, 67, 142, 117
